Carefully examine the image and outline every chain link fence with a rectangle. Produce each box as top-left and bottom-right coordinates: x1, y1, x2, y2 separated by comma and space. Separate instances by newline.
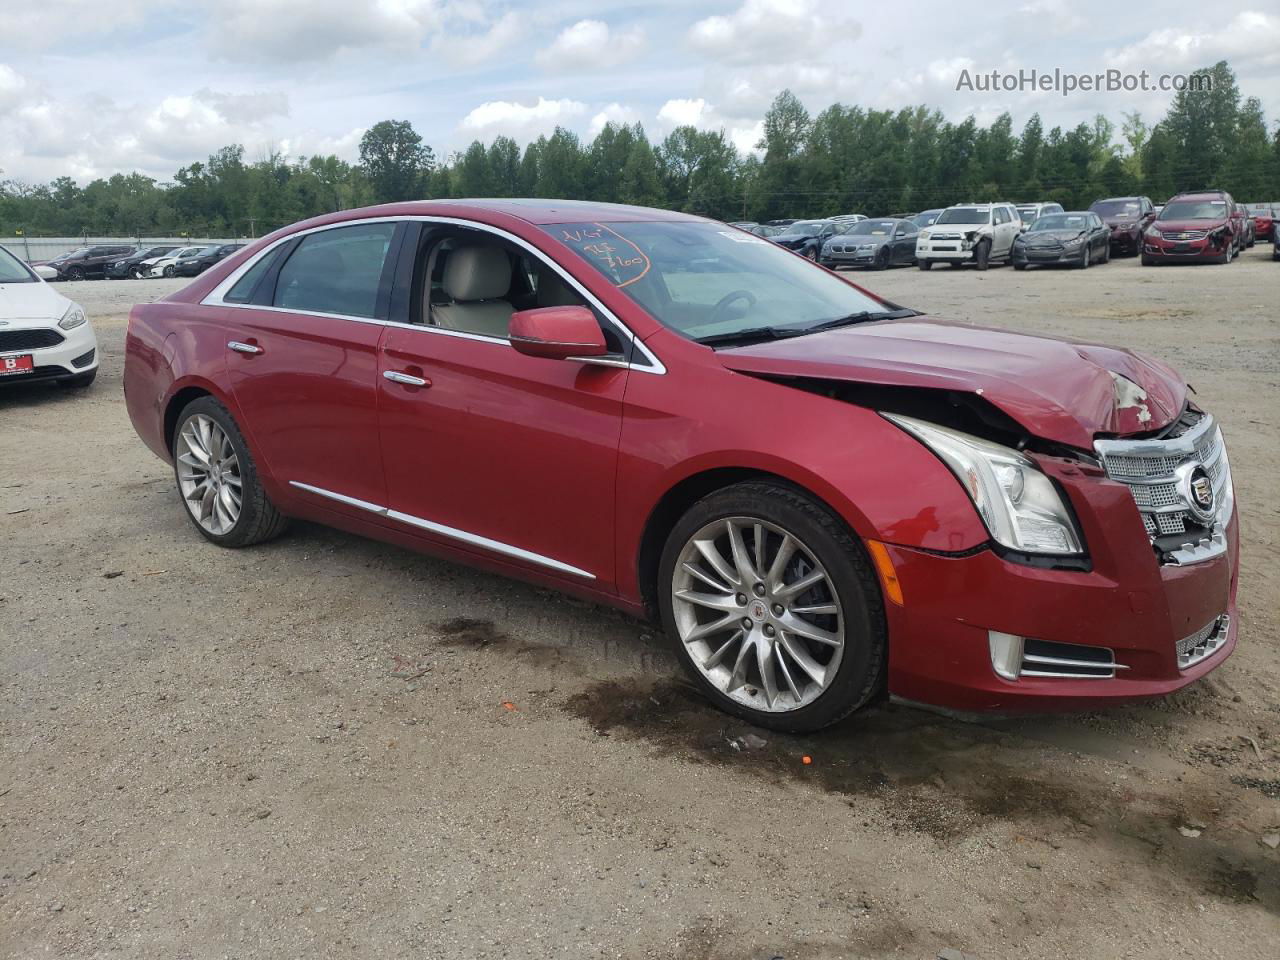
6, 236, 248, 262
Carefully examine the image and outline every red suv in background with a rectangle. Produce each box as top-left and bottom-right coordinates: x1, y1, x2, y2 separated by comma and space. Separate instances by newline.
1142, 191, 1238, 265
1245, 203, 1274, 241
123, 200, 1239, 730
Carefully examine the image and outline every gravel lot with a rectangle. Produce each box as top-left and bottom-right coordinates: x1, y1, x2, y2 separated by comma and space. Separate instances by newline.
3, 251, 1278, 959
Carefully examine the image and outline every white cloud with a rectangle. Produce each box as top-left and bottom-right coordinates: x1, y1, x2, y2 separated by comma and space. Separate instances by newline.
588, 103, 642, 137
1016, 0, 1085, 33
1105, 11, 1280, 74
0, 0, 164, 49
210, 0, 446, 62
459, 96, 588, 140
0, 64, 26, 110
534, 19, 646, 71
689, 0, 858, 65
657, 98, 709, 128
433, 11, 525, 67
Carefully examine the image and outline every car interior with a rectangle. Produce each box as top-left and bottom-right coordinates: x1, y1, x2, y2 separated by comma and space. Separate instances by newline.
414, 229, 623, 353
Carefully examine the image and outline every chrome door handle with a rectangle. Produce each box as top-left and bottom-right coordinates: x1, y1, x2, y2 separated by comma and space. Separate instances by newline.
228, 341, 262, 355
383, 370, 429, 387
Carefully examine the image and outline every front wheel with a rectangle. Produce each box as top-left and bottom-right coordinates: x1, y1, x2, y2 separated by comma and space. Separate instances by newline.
66, 266, 85, 281
172, 397, 288, 548
1077, 244, 1090, 269
974, 240, 991, 271
658, 481, 886, 732
163, 265, 175, 278
917, 259, 932, 270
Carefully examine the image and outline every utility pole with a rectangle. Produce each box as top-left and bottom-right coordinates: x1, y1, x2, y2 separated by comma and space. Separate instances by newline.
247, 218, 258, 240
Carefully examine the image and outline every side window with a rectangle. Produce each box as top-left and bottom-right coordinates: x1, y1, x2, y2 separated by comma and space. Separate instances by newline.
993, 208, 1008, 224
274, 223, 396, 319
225, 247, 283, 303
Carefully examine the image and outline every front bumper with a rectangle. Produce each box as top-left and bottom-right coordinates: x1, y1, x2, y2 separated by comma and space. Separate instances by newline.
1143, 232, 1230, 262
881, 459, 1240, 713
915, 241, 975, 262
822, 246, 883, 267
1107, 227, 1141, 252
0, 322, 99, 385
1011, 245, 1082, 266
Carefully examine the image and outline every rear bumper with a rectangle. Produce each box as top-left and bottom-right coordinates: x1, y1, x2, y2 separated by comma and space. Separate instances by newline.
882, 475, 1240, 713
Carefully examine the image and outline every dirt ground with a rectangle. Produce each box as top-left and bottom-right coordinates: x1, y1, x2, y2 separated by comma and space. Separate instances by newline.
2, 249, 1278, 960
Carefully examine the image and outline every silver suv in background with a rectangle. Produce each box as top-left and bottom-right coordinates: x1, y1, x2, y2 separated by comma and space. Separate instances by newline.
1016, 201, 1065, 230
916, 202, 1021, 270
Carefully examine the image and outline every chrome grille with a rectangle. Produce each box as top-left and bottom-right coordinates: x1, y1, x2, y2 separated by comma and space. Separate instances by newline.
1178, 615, 1230, 670
1094, 409, 1233, 565
1159, 229, 1207, 241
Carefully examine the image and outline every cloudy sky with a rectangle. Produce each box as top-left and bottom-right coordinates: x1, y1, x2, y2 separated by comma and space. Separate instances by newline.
1, 0, 1277, 184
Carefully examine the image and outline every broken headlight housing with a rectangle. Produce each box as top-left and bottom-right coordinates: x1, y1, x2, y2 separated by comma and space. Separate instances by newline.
883, 414, 1084, 556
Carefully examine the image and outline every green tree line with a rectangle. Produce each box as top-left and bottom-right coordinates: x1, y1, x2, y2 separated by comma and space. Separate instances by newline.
2, 60, 1276, 239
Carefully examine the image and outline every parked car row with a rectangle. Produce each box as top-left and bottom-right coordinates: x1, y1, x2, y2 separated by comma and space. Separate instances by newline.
29, 242, 245, 281
733, 192, 1278, 273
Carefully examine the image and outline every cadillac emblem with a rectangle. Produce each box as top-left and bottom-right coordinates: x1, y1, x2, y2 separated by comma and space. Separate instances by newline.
1177, 462, 1216, 523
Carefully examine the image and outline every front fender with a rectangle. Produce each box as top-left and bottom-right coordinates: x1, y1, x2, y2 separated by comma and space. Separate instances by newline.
615, 345, 988, 602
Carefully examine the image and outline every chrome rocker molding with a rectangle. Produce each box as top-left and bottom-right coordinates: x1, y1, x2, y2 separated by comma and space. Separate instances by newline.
288, 481, 595, 580
202, 214, 666, 375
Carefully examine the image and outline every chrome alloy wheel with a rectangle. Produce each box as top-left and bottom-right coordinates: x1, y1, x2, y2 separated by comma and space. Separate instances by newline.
671, 517, 844, 713
176, 414, 243, 535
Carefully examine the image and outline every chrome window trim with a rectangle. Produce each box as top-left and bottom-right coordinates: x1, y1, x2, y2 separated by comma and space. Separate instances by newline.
287, 480, 596, 580
202, 214, 665, 375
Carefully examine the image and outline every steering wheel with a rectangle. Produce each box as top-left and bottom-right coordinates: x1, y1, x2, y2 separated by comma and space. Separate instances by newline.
710, 289, 758, 324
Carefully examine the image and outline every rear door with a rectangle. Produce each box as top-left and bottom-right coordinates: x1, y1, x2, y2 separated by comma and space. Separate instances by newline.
220, 221, 402, 514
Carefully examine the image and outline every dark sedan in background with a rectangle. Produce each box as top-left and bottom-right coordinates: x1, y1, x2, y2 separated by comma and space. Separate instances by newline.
768, 219, 840, 259
911, 209, 944, 229
820, 217, 919, 269
1089, 196, 1157, 256
173, 243, 245, 277
1012, 212, 1111, 269
39, 244, 137, 281
105, 245, 181, 279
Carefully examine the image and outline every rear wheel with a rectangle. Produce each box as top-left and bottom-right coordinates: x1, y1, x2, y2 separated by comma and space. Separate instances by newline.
66, 266, 85, 281
172, 397, 288, 548
658, 481, 886, 732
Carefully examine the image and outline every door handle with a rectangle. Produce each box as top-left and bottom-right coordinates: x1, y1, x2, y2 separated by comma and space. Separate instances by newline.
228, 341, 262, 355
383, 370, 430, 387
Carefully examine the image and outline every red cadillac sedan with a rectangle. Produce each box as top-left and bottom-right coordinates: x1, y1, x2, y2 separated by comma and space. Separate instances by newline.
124, 200, 1239, 731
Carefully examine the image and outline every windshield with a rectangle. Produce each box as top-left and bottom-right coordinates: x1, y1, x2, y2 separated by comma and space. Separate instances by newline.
1030, 215, 1089, 232
145, 246, 175, 257
785, 221, 827, 234
541, 220, 890, 343
912, 211, 941, 227
1245, 204, 1271, 214
846, 220, 898, 236
0, 245, 37, 283
936, 207, 989, 225
1016, 207, 1039, 221
1159, 200, 1228, 221
1091, 200, 1141, 218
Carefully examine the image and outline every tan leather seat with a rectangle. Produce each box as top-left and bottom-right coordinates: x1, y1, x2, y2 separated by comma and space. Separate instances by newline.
432, 245, 514, 338
536, 269, 582, 307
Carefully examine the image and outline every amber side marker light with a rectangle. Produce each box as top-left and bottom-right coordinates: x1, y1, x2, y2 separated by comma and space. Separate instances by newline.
866, 540, 904, 606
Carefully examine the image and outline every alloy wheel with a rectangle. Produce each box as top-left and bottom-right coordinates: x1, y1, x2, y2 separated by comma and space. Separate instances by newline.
671, 517, 844, 713
176, 414, 243, 535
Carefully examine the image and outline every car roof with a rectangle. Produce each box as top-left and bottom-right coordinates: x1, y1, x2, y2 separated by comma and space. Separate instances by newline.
378, 198, 702, 225
1169, 192, 1229, 202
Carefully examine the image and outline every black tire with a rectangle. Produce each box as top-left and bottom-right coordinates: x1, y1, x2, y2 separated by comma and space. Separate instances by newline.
803, 246, 817, 261
57, 370, 96, 389
1077, 244, 1090, 269
171, 396, 288, 548
872, 248, 889, 270
1100, 243, 1110, 263
1013, 262, 1027, 270
974, 240, 991, 271
163, 265, 175, 278
66, 266, 85, 281
917, 259, 932, 270
1141, 255, 1156, 266
656, 480, 887, 733
129, 266, 143, 279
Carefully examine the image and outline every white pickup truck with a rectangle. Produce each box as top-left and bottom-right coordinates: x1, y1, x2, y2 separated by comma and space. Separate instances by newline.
916, 202, 1021, 270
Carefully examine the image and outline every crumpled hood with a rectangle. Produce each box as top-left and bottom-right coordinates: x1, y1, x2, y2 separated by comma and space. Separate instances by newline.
0, 281, 71, 320
718, 318, 1188, 449
1022, 230, 1085, 247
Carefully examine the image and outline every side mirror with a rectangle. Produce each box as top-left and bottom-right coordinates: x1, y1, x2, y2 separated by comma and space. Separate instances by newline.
509, 306, 608, 360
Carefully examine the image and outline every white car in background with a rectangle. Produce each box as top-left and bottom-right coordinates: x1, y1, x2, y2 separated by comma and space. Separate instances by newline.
0, 244, 98, 389
143, 245, 206, 278
31, 263, 59, 280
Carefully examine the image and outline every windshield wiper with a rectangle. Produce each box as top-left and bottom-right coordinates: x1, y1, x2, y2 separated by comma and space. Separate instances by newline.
807, 308, 920, 332
695, 326, 810, 347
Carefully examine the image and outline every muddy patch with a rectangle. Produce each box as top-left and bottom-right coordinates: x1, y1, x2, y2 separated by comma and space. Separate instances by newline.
435, 616, 512, 648
564, 677, 1280, 912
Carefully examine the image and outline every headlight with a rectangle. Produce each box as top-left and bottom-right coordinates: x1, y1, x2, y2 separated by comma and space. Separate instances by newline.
58, 304, 87, 330
1145, 227, 1161, 238
1062, 236, 1084, 248
883, 415, 1084, 556
919, 230, 931, 240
